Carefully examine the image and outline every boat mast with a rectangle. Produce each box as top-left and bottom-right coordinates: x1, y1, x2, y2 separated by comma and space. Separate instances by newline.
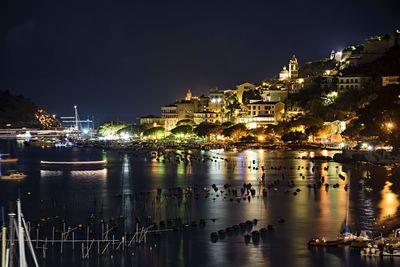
345, 170, 350, 229
74, 105, 79, 132
1, 207, 5, 267
17, 200, 27, 267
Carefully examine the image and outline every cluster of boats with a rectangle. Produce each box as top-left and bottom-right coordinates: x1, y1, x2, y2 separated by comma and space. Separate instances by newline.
309, 229, 400, 257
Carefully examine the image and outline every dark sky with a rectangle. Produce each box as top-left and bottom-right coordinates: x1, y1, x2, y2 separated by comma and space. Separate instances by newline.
0, 0, 399, 123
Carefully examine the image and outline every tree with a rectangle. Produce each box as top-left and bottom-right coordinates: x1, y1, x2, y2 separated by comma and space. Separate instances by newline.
224, 94, 241, 121
97, 121, 127, 137
117, 125, 146, 137
194, 123, 223, 138
176, 119, 195, 127
342, 85, 400, 151
281, 131, 307, 143
223, 123, 248, 141
310, 99, 324, 117
242, 89, 262, 104
143, 127, 165, 138
221, 121, 235, 128
171, 125, 193, 136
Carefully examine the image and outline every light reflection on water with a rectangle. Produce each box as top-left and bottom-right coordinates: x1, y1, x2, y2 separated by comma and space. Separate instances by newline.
0, 141, 399, 267
378, 181, 400, 222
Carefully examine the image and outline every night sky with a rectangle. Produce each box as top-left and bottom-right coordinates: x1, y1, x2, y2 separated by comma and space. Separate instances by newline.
0, 0, 399, 124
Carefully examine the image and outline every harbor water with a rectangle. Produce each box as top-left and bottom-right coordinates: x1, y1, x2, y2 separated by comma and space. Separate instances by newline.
0, 140, 399, 267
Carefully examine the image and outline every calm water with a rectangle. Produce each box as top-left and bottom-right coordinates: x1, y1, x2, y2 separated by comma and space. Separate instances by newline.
0, 140, 399, 267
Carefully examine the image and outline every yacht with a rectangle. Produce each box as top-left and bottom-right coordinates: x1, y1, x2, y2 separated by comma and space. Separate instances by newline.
0, 153, 18, 163
350, 230, 373, 248
0, 171, 27, 180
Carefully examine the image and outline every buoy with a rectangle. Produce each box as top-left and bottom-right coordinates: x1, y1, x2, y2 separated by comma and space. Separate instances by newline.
252, 231, 260, 243
210, 232, 218, 242
244, 234, 251, 244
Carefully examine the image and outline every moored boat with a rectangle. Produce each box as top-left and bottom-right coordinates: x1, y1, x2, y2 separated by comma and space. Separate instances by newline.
0, 171, 27, 180
382, 245, 400, 257
351, 230, 373, 248
40, 160, 108, 165
361, 244, 381, 256
308, 238, 344, 247
0, 153, 18, 163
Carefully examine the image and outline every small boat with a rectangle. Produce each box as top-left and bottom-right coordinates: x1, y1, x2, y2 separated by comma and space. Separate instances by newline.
0, 154, 18, 163
54, 141, 74, 147
351, 230, 373, 248
308, 237, 344, 247
0, 171, 27, 180
361, 244, 380, 256
382, 245, 400, 257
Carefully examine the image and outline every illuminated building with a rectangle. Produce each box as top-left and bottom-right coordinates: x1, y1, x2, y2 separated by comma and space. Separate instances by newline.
193, 111, 221, 124
279, 66, 290, 81
337, 75, 372, 90
289, 55, 299, 79
381, 76, 400, 87
208, 90, 224, 113
262, 89, 288, 102
236, 82, 256, 104
161, 104, 178, 131
139, 115, 164, 128
185, 89, 192, 101
239, 101, 285, 128
279, 55, 299, 81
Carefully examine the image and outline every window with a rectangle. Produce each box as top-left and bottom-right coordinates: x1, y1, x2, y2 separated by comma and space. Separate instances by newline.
355, 79, 358, 83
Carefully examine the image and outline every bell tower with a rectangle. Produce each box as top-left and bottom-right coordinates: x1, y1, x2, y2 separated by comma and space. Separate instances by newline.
288, 55, 298, 79
185, 89, 192, 101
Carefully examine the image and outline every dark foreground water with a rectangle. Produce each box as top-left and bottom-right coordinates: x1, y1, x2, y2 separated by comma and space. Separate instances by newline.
0, 140, 399, 267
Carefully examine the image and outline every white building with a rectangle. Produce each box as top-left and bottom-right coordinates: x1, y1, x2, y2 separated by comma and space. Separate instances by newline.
337, 76, 371, 90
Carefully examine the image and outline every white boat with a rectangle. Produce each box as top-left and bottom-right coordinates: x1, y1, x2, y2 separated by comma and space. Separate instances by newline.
40, 160, 108, 165
351, 230, 373, 248
361, 244, 380, 256
0, 153, 18, 163
340, 232, 357, 244
382, 245, 400, 257
55, 141, 74, 147
0, 171, 27, 180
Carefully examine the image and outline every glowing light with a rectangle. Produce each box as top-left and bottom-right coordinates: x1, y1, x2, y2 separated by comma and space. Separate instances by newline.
378, 181, 399, 222
386, 122, 394, 129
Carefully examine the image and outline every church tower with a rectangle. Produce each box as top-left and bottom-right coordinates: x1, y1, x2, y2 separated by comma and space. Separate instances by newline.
185, 89, 192, 101
288, 55, 298, 79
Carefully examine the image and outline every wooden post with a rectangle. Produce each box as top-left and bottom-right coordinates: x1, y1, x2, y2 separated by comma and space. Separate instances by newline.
72, 232, 75, 250
52, 226, 55, 246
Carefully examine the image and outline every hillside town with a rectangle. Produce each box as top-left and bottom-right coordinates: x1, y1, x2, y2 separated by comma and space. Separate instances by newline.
129, 28, 400, 149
